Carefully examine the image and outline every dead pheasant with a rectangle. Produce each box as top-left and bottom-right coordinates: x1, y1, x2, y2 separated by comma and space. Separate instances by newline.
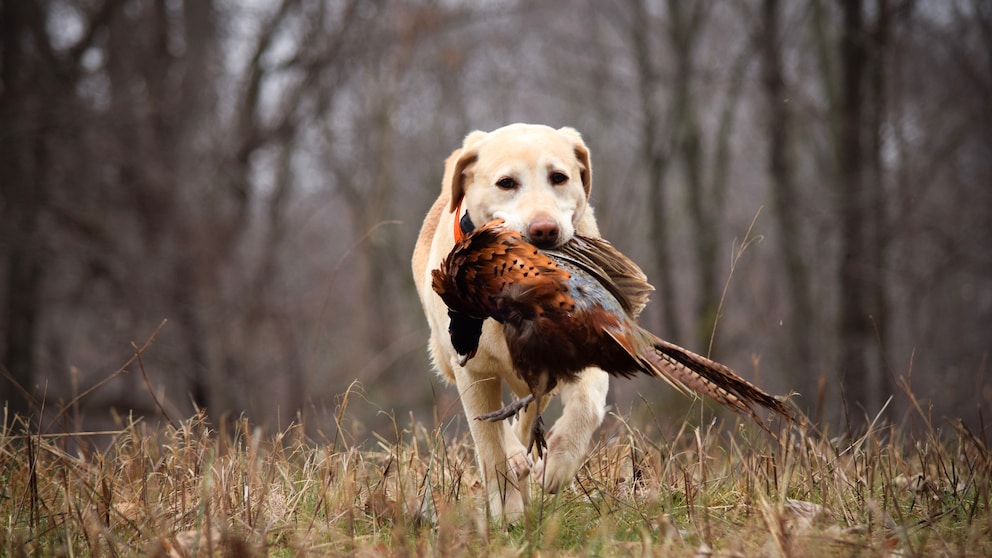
431, 218, 790, 456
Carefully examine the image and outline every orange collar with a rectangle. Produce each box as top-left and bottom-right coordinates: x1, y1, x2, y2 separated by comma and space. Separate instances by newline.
453, 198, 465, 243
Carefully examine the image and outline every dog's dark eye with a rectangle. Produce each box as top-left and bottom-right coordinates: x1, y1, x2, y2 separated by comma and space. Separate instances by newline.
550, 171, 568, 185
496, 177, 517, 190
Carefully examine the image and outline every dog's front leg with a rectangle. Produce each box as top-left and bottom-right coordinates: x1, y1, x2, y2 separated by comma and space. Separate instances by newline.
453, 366, 526, 522
533, 367, 609, 492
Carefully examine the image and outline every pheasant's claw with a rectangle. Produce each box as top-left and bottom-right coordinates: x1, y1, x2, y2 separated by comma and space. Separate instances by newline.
530, 415, 547, 460
475, 394, 536, 422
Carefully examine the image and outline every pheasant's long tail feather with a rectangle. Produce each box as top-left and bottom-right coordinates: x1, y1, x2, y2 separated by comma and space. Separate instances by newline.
641, 334, 791, 420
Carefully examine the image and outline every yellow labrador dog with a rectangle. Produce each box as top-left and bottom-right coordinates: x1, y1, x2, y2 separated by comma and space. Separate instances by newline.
411, 124, 609, 520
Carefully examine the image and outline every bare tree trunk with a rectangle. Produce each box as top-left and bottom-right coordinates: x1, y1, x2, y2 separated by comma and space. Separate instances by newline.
867, 0, 893, 405
0, 1, 45, 418
176, 0, 221, 414
760, 0, 815, 375
667, 0, 720, 350
1, 151, 43, 419
630, 0, 681, 341
837, 0, 874, 424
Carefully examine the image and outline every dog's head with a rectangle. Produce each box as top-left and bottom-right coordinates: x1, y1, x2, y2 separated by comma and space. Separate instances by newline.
444, 123, 593, 249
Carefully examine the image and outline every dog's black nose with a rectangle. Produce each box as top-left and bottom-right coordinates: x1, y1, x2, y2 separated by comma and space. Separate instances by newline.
528, 216, 560, 247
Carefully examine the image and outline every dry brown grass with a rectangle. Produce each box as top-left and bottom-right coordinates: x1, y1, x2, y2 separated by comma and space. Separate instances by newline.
2, 385, 990, 558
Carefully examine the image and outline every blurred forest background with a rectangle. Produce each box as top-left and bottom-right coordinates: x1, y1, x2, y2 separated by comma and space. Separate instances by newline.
1, 0, 989, 441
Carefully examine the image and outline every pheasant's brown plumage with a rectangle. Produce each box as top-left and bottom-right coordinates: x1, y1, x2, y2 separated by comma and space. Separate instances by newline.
431, 219, 790, 454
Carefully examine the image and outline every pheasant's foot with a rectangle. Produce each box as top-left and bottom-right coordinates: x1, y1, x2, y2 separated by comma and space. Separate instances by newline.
530, 415, 547, 459
476, 394, 535, 423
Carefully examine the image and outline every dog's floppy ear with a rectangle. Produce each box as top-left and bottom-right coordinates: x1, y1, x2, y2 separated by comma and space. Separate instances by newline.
557, 126, 592, 198
447, 131, 488, 213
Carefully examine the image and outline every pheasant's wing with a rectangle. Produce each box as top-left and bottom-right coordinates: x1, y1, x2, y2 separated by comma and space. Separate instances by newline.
432, 220, 512, 317
549, 236, 654, 317
432, 220, 572, 322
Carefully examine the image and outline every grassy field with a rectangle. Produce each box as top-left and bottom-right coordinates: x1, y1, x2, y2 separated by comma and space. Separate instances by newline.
1, 388, 990, 557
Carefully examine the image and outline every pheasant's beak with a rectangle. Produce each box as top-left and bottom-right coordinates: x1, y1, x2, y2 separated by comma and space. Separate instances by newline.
457, 349, 477, 366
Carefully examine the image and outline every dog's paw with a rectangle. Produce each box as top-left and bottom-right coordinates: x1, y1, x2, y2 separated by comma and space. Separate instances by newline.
488, 481, 526, 523
503, 421, 533, 481
532, 428, 585, 493
507, 448, 533, 481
